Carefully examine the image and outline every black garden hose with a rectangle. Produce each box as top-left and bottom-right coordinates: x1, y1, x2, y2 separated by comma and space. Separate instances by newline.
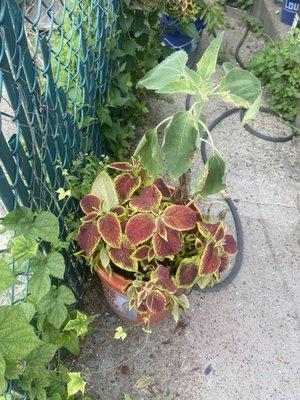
185, 17, 296, 292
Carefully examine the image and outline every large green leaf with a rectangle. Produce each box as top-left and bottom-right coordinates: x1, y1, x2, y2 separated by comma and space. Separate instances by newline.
134, 128, 164, 177
26, 342, 58, 367
138, 51, 195, 94
197, 33, 223, 81
0, 306, 40, 361
218, 68, 261, 108
0, 354, 7, 395
39, 286, 76, 329
162, 111, 198, 179
0, 259, 17, 294
192, 152, 226, 196
31, 212, 60, 244
91, 171, 119, 212
46, 252, 65, 279
10, 235, 38, 260
1, 207, 33, 235
29, 267, 51, 303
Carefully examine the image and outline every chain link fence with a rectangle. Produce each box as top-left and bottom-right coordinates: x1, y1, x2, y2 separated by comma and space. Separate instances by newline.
0, 0, 118, 295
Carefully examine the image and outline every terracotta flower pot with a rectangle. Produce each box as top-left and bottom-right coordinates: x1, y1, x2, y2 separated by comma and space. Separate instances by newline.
97, 267, 169, 325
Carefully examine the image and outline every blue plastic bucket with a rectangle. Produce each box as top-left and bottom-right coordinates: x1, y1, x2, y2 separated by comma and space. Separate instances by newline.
281, 0, 299, 25
161, 15, 204, 53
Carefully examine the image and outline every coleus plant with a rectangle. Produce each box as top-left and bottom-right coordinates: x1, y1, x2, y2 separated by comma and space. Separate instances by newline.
77, 34, 261, 321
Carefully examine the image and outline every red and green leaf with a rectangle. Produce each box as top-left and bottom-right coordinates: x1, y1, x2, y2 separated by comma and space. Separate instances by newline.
199, 242, 221, 275
219, 256, 229, 272
108, 162, 134, 171
175, 259, 198, 288
154, 178, 172, 198
198, 222, 220, 238
77, 222, 101, 256
111, 206, 126, 216
152, 226, 181, 258
155, 266, 177, 293
82, 212, 98, 223
97, 212, 122, 248
80, 194, 102, 214
132, 246, 151, 260
145, 290, 167, 313
108, 243, 137, 272
114, 173, 141, 203
156, 218, 168, 240
223, 234, 237, 255
163, 205, 197, 231
129, 185, 162, 211
126, 213, 156, 245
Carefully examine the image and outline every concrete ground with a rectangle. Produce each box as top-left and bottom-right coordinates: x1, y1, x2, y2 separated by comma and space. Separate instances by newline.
73, 8, 300, 400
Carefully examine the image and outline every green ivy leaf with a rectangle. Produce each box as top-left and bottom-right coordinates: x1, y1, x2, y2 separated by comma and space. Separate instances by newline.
197, 33, 223, 81
91, 171, 119, 212
67, 372, 86, 398
10, 235, 38, 260
46, 252, 65, 279
192, 152, 226, 197
31, 212, 60, 244
114, 326, 127, 341
64, 311, 94, 337
64, 332, 80, 356
0, 354, 7, 395
0, 259, 17, 294
29, 267, 51, 303
162, 111, 198, 179
0, 306, 40, 361
134, 128, 164, 177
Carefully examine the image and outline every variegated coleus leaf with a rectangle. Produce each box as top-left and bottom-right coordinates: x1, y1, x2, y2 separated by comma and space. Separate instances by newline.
82, 211, 99, 223
111, 206, 126, 216
132, 246, 151, 260
108, 243, 138, 272
156, 218, 168, 241
197, 221, 224, 238
80, 194, 102, 214
152, 226, 181, 259
175, 258, 198, 288
77, 222, 101, 256
125, 213, 156, 245
115, 173, 141, 203
219, 256, 230, 272
97, 212, 122, 248
145, 290, 167, 313
154, 178, 172, 198
108, 162, 134, 171
163, 205, 197, 231
129, 185, 162, 211
199, 242, 221, 275
155, 266, 177, 293
222, 234, 237, 255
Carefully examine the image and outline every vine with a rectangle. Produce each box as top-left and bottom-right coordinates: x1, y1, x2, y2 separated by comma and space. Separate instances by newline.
0, 208, 93, 400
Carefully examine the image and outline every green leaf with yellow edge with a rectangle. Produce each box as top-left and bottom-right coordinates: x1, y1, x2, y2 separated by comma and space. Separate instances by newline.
134, 128, 164, 177
197, 33, 223, 81
91, 171, 119, 212
67, 372, 86, 398
9, 235, 38, 260
64, 311, 95, 337
162, 111, 198, 179
0, 306, 41, 361
0, 259, 17, 294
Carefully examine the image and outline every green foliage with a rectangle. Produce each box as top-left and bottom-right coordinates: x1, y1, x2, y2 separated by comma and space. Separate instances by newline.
0, 208, 93, 399
227, 0, 254, 10
247, 29, 300, 122
138, 34, 261, 193
243, 15, 263, 37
